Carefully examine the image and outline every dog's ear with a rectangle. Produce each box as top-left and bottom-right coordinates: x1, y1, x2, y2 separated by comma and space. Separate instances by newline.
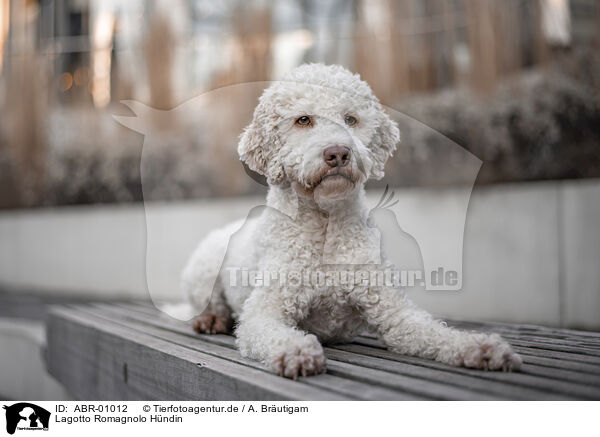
238, 94, 286, 185
370, 106, 400, 180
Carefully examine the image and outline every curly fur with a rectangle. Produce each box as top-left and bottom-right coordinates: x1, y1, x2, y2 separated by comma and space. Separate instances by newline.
181, 63, 522, 378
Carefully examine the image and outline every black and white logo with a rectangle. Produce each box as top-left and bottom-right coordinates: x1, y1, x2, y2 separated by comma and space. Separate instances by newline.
3, 403, 50, 435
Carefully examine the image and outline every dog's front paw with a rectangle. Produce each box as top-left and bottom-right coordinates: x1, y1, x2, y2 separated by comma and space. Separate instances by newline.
192, 313, 231, 334
270, 337, 326, 379
461, 333, 522, 372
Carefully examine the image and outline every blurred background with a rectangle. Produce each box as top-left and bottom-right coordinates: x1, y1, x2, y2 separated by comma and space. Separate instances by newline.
0, 0, 599, 400
0, 0, 599, 207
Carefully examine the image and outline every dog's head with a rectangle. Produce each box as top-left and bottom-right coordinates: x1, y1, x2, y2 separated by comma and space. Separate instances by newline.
238, 63, 400, 201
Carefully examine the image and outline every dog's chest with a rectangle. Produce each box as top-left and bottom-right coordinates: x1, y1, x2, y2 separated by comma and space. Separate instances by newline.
297, 292, 365, 343
253, 205, 382, 333
262, 211, 381, 267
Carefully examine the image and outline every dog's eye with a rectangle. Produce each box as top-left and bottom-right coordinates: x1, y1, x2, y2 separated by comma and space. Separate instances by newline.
344, 114, 358, 126
295, 115, 312, 127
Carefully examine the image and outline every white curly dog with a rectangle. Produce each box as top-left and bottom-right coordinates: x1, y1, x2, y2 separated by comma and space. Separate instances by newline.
181, 63, 522, 379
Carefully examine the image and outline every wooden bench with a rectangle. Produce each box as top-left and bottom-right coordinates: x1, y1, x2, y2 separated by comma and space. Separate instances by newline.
45, 302, 600, 400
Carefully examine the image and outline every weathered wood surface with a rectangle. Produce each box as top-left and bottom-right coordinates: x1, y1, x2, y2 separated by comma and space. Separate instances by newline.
0, 291, 98, 321
45, 303, 600, 400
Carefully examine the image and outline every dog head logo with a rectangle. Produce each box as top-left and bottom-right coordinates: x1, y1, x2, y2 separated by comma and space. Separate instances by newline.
3, 403, 50, 435
114, 67, 481, 319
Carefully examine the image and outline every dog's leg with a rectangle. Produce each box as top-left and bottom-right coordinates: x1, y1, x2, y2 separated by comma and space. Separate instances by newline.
358, 287, 522, 371
235, 290, 326, 379
193, 312, 232, 335
188, 280, 234, 334
191, 272, 233, 335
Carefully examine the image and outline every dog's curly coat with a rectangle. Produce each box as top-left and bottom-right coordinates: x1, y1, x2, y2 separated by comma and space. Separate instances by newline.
181, 64, 522, 378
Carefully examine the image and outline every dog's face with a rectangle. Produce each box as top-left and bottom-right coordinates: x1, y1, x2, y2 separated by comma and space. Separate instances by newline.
238, 64, 400, 201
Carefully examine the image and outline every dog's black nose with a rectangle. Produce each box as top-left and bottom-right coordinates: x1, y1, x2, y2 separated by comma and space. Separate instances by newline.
323, 145, 351, 168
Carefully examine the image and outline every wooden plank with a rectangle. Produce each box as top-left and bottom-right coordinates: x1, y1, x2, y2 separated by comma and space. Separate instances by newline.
129, 303, 600, 354
50, 303, 600, 400
124, 303, 600, 373
323, 361, 495, 401
335, 343, 600, 399
510, 346, 600, 366
339, 342, 600, 390
323, 348, 560, 400
0, 291, 117, 321
356, 334, 600, 366
351, 337, 600, 375
449, 322, 600, 343
513, 354, 600, 375
365, 323, 600, 356
327, 349, 598, 394
460, 334, 600, 357
501, 335, 600, 350
450, 323, 600, 348
88, 304, 492, 400
90, 304, 505, 400
448, 319, 600, 339
46, 306, 347, 401
82, 304, 420, 401
358, 332, 600, 368
119, 302, 600, 396
361, 320, 600, 349
92, 304, 581, 400
447, 322, 600, 354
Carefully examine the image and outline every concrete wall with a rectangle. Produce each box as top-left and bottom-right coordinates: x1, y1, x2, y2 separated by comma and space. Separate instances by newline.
0, 179, 598, 329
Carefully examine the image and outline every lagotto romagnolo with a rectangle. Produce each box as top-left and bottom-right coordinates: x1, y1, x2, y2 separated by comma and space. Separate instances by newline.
179, 63, 522, 378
